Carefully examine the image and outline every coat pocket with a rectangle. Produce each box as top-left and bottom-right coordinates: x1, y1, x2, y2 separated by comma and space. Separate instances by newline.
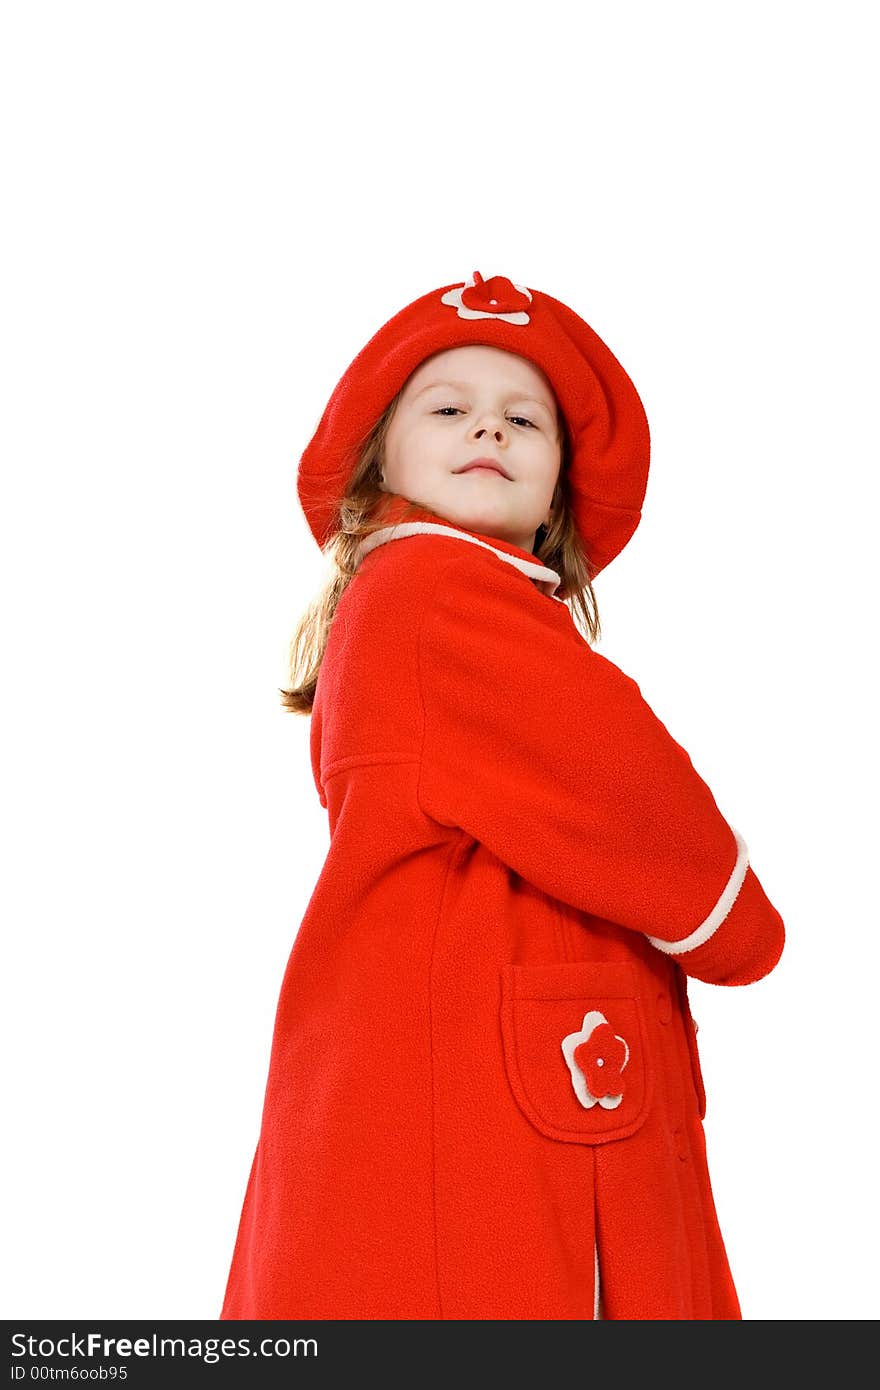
500, 961, 653, 1145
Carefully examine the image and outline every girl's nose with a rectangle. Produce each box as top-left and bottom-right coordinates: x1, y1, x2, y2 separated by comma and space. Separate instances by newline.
470, 413, 506, 443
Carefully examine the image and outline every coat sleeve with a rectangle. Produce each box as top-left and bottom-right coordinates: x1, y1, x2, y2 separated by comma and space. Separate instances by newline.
416, 551, 785, 986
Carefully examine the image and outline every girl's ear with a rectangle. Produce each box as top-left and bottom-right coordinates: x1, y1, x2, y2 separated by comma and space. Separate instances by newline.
545, 480, 562, 527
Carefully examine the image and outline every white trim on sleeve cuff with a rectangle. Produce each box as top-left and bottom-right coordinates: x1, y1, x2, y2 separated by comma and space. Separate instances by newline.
645, 828, 750, 956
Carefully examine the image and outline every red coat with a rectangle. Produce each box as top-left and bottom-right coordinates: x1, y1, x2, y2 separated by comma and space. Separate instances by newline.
220, 495, 785, 1321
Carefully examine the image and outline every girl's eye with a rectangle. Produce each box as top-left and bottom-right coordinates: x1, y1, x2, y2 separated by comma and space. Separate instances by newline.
433, 407, 537, 428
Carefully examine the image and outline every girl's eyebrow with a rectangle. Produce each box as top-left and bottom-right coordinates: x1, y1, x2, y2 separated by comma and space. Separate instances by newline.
413, 380, 555, 414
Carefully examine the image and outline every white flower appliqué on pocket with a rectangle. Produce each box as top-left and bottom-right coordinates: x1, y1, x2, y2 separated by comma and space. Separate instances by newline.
562, 1010, 631, 1111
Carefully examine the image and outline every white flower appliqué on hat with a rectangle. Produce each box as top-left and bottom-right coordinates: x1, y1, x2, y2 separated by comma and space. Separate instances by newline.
561, 1010, 631, 1111
441, 270, 532, 324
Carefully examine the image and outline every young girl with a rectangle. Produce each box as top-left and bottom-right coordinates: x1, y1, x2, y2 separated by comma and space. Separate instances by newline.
220, 270, 785, 1321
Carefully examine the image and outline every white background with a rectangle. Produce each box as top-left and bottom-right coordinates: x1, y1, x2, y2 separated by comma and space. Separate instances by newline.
2, 1, 877, 1322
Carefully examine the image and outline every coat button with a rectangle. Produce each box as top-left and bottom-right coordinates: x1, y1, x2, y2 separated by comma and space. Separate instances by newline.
657, 991, 673, 1025
673, 1127, 688, 1162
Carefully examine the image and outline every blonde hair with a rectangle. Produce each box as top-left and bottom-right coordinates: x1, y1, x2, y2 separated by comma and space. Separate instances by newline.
280, 391, 602, 715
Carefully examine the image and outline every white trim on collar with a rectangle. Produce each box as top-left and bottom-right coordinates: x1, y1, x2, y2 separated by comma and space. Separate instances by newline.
354, 522, 564, 599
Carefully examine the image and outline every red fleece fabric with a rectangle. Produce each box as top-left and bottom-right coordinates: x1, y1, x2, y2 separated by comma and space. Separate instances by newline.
220, 499, 784, 1321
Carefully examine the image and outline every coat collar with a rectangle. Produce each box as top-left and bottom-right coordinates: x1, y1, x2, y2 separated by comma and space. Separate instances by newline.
352, 492, 563, 599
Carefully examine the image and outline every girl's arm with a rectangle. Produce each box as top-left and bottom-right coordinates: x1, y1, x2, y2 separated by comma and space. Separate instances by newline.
417, 550, 785, 987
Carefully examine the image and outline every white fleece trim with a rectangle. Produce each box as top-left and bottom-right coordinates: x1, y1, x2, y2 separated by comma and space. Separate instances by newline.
594, 1241, 601, 1320
646, 827, 750, 956
354, 522, 563, 598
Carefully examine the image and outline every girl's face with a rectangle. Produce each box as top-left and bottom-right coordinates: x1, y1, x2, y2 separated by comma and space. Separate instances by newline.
381, 345, 562, 553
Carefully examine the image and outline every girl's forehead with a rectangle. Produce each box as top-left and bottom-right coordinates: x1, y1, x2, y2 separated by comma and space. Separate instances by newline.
404, 344, 557, 405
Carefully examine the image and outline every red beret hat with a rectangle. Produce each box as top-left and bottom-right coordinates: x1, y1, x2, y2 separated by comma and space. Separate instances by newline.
297, 271, 651, 577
